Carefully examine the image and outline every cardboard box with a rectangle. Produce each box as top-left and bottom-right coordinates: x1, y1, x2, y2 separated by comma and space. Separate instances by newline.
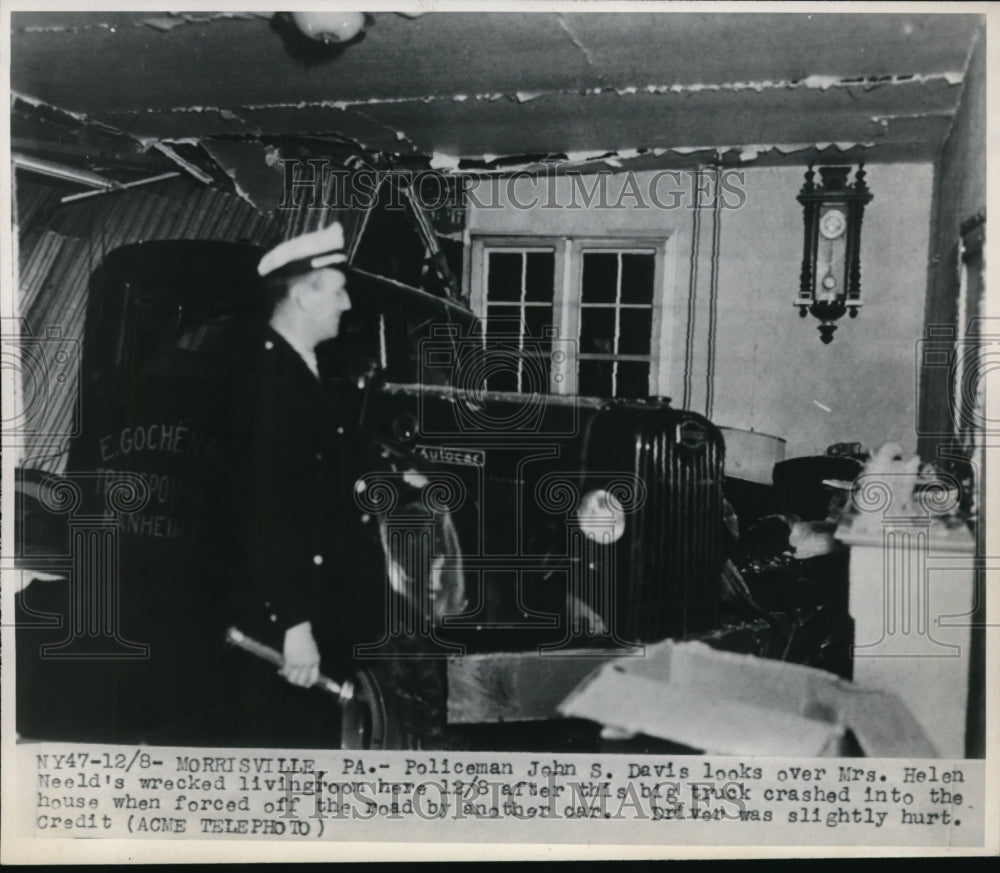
558, 640, 937, 757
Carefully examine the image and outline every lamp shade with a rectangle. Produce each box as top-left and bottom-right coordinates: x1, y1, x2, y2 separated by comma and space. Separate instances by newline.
719, 427, 786, 485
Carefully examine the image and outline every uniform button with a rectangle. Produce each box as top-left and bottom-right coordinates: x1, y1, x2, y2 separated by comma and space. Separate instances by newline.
269, 614, 277, 623
336, 426, 345, 435
313, 554, 324, 566
264, 340, 274, 350
264, 600, 271, 608
360, 513, 371, 524
315, 452, 324, 461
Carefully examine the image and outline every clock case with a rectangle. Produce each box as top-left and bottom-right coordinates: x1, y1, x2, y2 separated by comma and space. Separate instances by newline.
795, 165, 873, 343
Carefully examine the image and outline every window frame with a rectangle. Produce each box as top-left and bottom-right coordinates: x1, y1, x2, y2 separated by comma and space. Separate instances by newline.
468, 233, 674, 397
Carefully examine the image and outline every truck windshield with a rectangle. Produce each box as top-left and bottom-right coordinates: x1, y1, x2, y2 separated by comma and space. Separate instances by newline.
330, 267, 479, 389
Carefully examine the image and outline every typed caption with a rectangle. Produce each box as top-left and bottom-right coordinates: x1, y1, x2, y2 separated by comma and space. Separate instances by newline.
20, 744, 984, 848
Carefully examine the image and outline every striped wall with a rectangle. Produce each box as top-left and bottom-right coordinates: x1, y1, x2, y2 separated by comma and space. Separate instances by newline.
14, 174, 282, 474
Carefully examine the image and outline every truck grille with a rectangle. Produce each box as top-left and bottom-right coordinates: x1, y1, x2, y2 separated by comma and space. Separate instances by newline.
583, 406, 725, 644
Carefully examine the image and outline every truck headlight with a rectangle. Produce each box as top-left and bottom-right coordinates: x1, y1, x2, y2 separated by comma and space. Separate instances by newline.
576, 488, 626, 543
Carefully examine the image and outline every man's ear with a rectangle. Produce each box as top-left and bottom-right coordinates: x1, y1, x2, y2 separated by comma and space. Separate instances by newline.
287, 274, 312, 309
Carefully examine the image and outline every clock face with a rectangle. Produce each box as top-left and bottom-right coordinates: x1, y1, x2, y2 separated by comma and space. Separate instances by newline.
820, 208, 848, 240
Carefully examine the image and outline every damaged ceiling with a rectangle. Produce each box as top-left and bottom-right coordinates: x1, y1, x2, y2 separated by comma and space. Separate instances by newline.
9, 10, 984, 209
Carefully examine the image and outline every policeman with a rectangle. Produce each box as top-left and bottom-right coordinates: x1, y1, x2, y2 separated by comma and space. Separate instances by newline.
223, 222, 364, 742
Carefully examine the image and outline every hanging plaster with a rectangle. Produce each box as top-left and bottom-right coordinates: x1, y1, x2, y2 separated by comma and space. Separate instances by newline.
201, 139, 284, 213
345, 106, 421, 154
430, 152, 462, 170
137, 12, 268, 32
644, 72, 963, 95
17, 11, 265, 33
211, 164, 253, 208
18, 21, 119, 34
869, 110, 957, 122
562, 150, 613, 163
99, 69, 962, 123
735, 142, 866, 161
14, 91, 96, 126
150, 141, 214, 184
263, 145, 282, 167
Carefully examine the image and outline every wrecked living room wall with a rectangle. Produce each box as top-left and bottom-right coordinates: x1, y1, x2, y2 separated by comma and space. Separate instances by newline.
465, 161, 934, 459
914, 22, 987, 760
918, 22, 986, 465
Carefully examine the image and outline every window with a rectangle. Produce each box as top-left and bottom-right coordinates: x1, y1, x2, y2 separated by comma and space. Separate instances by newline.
577, 250, 656, 398
482, 248, 556, 392
469, 236, 671, 398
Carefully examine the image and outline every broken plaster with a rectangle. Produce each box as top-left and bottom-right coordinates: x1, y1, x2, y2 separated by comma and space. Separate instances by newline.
17, 11, 267, 34
206, 162, 254, 209
81, 66, 955, 170
9, 88, 902, 176
97, 68, 962, 121
345, 107, 422, 155
16, 59, 956, 183
14, 90, 93, 125
150, 141, 214, 185
430, 153, 462, 171
19, 21, 120, 34
138, 12, 269, 32
868, 110, 958, 122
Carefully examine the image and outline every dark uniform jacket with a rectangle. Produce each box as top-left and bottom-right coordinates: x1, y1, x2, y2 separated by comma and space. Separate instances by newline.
225, 326, 373, 664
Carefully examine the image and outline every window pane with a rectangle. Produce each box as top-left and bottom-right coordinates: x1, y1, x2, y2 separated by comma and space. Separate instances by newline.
482, 344, 521, 393
486, 367, 518, 392
523, 305, 555, 351
580, 306, 615, 355
486, 304, 523, 336
615, 361, 650, 399
578, 359, 613, 398
581, 252, 618, 303
620, 253, 655, 304
524, 251, 555, 302
618, 308, 652, 355
520, 348, 551, 395
487, 252, 523, 302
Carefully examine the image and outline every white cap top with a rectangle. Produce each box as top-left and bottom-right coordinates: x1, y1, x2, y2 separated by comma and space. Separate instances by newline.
257, 221, 347, 278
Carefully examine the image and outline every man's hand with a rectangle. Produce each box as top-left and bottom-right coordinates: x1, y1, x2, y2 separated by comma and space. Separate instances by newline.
282, 621, 321, 688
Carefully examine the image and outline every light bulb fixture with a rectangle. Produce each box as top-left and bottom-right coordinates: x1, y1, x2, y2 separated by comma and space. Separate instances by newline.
289, 10, 366, 44
269, 11, 369, 63
794, 165, 873, 344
